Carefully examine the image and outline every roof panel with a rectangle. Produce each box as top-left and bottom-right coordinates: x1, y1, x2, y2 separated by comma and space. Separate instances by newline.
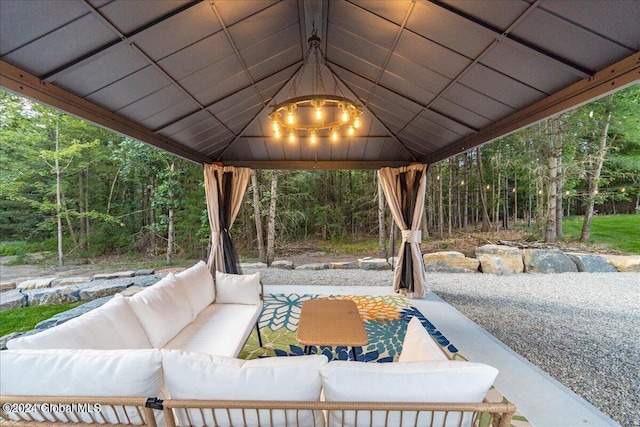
226, 1, 299, 51
406, 1, 494, 58
0, 1, 87, 54
443, 83, 516, 122
329, 0, 400, 49
440, 0, 531, 30
213, 1, 280, 29
430, 98, 493, 130
348, 0, 414, 26
394, 31, 471, 80
94, 0, 192, 34
385, 54, 451, 95
326, 24, 390, 69
132, 2, 221, 60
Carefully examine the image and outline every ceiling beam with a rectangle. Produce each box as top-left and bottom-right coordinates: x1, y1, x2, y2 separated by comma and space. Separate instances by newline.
221, 160, 414, 170
425, 52, 640, 164
0, 60, 208, 164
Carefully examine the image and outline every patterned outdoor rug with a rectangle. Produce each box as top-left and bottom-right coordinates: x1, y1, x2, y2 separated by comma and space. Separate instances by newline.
240, 293, 462, 362
239, 294, 531, 426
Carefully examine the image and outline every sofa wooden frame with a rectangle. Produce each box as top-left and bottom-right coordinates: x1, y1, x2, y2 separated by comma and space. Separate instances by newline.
0, 395, 516, 427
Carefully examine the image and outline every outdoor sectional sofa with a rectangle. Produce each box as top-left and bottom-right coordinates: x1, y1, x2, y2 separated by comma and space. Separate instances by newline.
0, 261, 515, 427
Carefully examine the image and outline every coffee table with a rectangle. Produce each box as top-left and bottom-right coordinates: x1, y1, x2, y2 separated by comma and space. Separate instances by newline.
296, 298, 369, 361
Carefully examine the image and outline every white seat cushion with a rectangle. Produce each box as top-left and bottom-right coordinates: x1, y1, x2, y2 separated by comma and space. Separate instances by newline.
399, 317, 449, 362
6, 294, 151, 350
175, 260, 215, 316
0, 349, 162, 424
321, 361, 499, 427
163, 302, 262, 357
162, 350, 327, 427
215, 271, 261, 304
129, 273, 193, 348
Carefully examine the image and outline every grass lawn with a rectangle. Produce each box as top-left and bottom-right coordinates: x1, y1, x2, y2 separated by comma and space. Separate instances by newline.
562, 214, 640, 254
0, 303, 80, 337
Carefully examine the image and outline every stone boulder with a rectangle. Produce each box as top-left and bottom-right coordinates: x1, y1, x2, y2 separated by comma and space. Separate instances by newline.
92, 270, 136, 279
240, 262, 268, 269
423, 251, 479, 273
131, 275, 164, 287
34, 296, 112, 330
17, 277, 56, 290
357, 257, 391, 270
601, 255, 640, 272
567, 253, 618, 273
50, 277, 90, 287
27, 287, 80, 306
0, 282, 16, 292
330, 262, 358, 269
295, 263, 329, 270
523, 249, 578, 273
78, 278, 134, 301
134, 269, 155, 276
476, 245, 524, 275
0, 289, 26, 312
271, 260, 294, 270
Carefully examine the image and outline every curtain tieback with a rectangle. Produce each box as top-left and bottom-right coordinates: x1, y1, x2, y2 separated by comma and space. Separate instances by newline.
401, 230, 421, 243
211, 231, 221, 243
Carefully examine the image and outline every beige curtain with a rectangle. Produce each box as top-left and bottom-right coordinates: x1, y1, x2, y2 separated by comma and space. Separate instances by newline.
378, 164, 428, 298
204, 164, 251, 274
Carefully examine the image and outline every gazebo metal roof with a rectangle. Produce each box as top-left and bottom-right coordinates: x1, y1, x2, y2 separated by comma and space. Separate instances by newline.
1, 0, 639, 169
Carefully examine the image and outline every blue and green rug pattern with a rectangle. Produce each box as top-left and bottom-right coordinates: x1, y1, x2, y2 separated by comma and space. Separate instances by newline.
239, 294, 463, 362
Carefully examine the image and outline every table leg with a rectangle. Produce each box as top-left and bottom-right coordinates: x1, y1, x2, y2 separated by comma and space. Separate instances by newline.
305, 345, 311, 355
352, 347, 360, 361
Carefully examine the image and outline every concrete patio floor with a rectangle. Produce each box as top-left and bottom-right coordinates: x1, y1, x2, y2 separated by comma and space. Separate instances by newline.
264, 284, 619, 427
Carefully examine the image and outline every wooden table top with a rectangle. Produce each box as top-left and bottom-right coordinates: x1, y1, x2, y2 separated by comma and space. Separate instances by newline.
296, 298, 369, 347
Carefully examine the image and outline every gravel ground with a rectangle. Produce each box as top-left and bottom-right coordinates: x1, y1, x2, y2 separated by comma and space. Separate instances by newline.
254, 268, 640, 427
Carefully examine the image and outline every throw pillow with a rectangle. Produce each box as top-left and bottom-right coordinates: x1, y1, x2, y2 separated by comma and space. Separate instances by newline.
175, 260, 215, 316
398, 316, 449, 362
215, 271, 261, 304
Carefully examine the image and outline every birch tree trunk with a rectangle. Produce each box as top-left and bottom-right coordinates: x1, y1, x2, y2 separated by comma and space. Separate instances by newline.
251, 171, 266, 263
55, 116, 64, 267
581, 107, 612, 241
546, 118, 559, 243
266, 171, 278, 266
79, 169, 87, 250
438, 166, 444, 237
166, 161, 175, 265
463, 153, 469, 229
555, 118, 564, 238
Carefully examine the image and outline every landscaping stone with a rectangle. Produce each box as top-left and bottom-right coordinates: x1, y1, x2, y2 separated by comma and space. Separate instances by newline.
0, 282, 16, 292
295, 263, 329, 270
131, 275, 163, 287
357, 257, 391, 270
601, 255, 640, 272
79, 278, 134, 301
271, 260, 294, 270
423, 251, 479, 273
28, 287, 80, 306
34, 296, 112, 330
567, 253, 618, 273
523, 249, 578, 273
240, 262, 268, 269
476, 245, 524, 275
92, 270, 136, 279
330, 261, 358, 269
120, 286, 145, 296
388, 257, 398, 267
0, 289, 26, 312
0, 332, 24, 350
50, 277, 91, 287
17, 277, 56, 290
134, 269, 155, 276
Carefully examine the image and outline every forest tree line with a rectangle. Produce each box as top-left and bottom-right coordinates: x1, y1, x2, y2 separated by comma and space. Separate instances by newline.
0, 85, 638, 265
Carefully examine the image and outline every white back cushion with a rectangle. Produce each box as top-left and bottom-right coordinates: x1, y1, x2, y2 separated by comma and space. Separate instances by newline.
0, 349, 163, 424
129, 273, 193, 348
6, 294, 151, 350
321, 361, 499, 427
162, 350, 327, 426
175, 261, 215, 316
399, 317, 449, 362
215, 271, 261, 304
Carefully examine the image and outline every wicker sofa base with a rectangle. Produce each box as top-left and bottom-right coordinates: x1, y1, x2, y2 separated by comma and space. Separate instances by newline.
0, 395, 516, 427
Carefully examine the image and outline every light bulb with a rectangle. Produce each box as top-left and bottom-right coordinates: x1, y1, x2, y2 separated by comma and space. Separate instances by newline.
331, 128, 338, 142
289, 131, 295, 143
309, 130, 317, 144
272, 121, 279, 132
274, 129, 281, 139
348, 126, 354, 136
287, 111, 295, 125
315, 107, 323, 120
341, 110, 349, 123
353, 117, 361, 128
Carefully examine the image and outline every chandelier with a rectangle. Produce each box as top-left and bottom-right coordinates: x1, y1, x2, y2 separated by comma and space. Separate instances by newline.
268, 30, 363, 144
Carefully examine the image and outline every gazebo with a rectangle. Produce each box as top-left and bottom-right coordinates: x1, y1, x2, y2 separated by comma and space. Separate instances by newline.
1, 0, 639, 296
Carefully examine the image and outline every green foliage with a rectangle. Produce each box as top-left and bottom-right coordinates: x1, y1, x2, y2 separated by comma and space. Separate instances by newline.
563, 214, 640, 254
0, 303, 81, 337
